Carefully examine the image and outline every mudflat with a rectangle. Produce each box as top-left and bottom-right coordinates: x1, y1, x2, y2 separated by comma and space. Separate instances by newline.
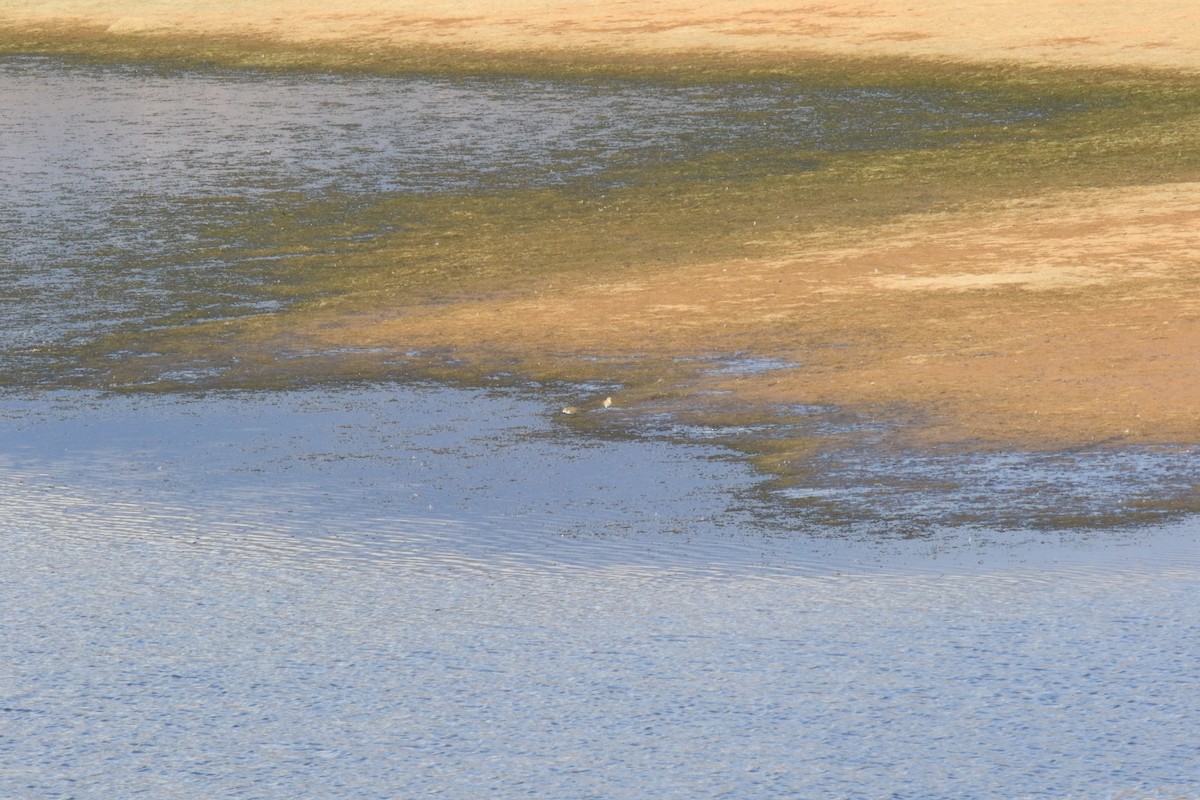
4, 1, 1199, 461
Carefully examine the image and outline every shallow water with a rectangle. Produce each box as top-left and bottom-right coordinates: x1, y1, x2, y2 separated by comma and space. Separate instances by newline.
6, 533, 1200, 800
5, 385, 1195, 575
3, 57, 1200, 798
0, 55, 1053, 382
0, 386, 774, 575
3, 386, 1200, 799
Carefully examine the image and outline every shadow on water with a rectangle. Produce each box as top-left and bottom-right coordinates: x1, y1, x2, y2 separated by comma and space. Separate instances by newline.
0, 384, 776, 575
3, 383, 1199, 577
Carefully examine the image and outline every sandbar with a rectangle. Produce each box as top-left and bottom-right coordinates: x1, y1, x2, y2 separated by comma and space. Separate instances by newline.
4, 1, 1199, 458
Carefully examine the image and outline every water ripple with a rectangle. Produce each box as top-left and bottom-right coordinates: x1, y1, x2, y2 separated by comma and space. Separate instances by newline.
3, 385, 1199, 583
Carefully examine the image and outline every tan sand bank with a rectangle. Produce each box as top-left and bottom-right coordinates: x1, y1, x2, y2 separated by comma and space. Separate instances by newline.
296, 182, 1200, 447
3, 0, 1200, 73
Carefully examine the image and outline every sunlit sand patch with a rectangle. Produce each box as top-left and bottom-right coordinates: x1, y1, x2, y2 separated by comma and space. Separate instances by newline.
869, 270, 1105, 291
5, 0, 1200, 72
281, 180, 1200, 456
104, 17, 178, 34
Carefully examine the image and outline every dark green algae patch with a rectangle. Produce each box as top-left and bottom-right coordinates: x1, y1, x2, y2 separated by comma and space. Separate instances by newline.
6, 38, 1200, 528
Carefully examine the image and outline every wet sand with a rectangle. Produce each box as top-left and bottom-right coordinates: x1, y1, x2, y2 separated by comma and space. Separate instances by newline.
5, 1, 1199, 453
304, 182, 1200, 447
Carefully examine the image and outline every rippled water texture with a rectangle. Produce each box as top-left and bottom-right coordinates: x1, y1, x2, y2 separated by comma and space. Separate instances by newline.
0, 55, 1049, 377
3, 386, 1200, 798
6, 525, 1200, 800
3, 57, 1200, 798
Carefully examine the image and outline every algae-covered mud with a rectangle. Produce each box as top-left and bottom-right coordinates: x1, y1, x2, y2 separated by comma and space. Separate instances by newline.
0, 53, 1070, 375
4, 50, 1200, 525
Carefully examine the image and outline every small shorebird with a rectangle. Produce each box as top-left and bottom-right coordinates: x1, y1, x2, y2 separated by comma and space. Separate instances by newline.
562, 397, 612, 414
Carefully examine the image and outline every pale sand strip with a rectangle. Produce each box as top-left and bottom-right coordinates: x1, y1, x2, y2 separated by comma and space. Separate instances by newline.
3, 0, 1200, 73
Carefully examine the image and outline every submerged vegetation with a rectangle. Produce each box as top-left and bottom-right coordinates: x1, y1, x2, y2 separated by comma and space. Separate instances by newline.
4, 34, 1199, 362
4, 29, 1200, 525
79, 53, 1200, 391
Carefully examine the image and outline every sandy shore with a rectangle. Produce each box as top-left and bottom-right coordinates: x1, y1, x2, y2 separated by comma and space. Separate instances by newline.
6, 1, 1200, 452
4, 0, 1200, 72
